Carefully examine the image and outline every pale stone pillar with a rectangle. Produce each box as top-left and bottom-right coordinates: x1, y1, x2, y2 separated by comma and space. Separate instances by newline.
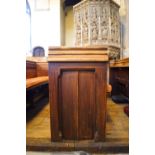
119, 0, 129, 58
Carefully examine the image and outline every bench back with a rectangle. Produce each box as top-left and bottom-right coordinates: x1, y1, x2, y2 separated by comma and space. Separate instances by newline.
26, 61, 37, 79
36, 62, 48, 77
26, 57, 48, 79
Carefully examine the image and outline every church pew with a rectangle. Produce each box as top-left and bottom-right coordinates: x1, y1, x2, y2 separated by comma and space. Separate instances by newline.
26, 56, 111, 108
26, 57, 49, 108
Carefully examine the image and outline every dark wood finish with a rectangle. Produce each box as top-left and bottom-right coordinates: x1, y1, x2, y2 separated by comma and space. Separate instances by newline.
110, 58, 129, 98
26, 138, 128, 153
48, 47, 108, 142
78, 71, 95, 140
61, 71, 78, 140
26, 58, 49, 107
95, 67, 107, 141
26, 61, 37, 79
36, 63, 48, 77
26, 58, 48, 78
48, 62, 107, 141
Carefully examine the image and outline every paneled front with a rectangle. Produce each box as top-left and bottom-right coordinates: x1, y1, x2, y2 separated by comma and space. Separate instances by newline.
49, 62, 107, 141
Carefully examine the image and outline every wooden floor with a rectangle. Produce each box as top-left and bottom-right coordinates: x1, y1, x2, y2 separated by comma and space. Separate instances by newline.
26, 97, 129, 153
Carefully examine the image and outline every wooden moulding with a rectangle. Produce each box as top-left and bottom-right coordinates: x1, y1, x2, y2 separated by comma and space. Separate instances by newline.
26, 56, 48, 63
26, 138, 129, 153
48, 46, 109, 62
110, 58, 129, 68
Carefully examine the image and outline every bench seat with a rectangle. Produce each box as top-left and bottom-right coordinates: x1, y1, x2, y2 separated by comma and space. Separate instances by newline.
26, 76, 49, 108
26, 76, 49, 89
26, 76, 111, 92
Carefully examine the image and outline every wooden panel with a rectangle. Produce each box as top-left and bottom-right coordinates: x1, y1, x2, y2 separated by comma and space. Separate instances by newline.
49, 65, 61, 141
26, 61, 37, 79
49, 62, 107, 141
78, 71, 95, 140
48, 46, 109, 62
61, 71, 78, 140
95, 65, 107, 141
36, 62, 48, 76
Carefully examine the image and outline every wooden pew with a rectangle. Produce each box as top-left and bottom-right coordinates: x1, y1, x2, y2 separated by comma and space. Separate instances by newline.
110, 58, 129, 98
26, 57, 49, 107
26, 56, 111, 108
110, 58, 129, 115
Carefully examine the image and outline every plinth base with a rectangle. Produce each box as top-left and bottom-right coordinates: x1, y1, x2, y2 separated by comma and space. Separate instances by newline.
26, 138, 128, 153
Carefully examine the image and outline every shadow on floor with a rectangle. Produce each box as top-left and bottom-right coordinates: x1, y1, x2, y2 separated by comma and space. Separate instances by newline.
26, 97, 49, 122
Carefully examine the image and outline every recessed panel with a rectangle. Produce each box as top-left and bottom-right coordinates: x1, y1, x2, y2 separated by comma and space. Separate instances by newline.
78, 70, 95, 139
61, 71, 78, 140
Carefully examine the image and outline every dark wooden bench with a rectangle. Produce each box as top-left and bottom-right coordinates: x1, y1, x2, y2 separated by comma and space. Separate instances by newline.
26, 56, 111, 108
26, 57, 49, 108
110, 58, 129, 98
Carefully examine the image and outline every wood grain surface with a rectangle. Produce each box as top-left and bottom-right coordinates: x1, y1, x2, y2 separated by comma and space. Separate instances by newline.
26, 76, 49, 89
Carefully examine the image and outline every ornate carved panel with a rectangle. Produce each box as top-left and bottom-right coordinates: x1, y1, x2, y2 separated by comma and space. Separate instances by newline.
73, 0, 121, 59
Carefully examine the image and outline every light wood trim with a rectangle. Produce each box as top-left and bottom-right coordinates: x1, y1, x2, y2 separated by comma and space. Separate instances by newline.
48, 45, 120, 51
48, 46, 109, 55
49, 50, 108, 55
48, 46, 109, 62
26, 76, 49, 89
48, 54, 108, 62
110, 58, 129, 67
26, 57, 48, 63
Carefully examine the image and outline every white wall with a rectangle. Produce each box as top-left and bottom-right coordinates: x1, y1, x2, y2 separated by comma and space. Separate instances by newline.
28, 0, 128, 58
118, 0, 129, 58
26, 12, 31, 56
64, 6, 74, 46
29, 0, 65, 56
60, 0, 65, 45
